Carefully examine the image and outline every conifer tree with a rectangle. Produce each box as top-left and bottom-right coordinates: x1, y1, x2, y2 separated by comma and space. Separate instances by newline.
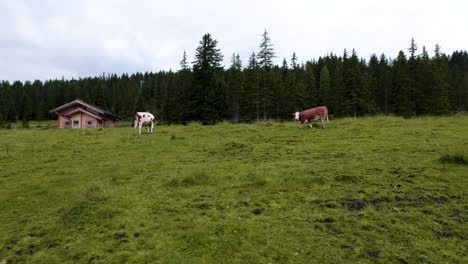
190, 33, 225, 124
256, 30, 276, 120
319, 65, 330, 106
245, 52, 260, 121
392, 51, 412, 116
431, 44, 451, 114
448, 51, 468, 111
305, 62, 318, 109
342, 50, 365, 116
257, 29, 275, 70
408, 38, 418, 116
133, 96, 145, 114
180, 51, 189, 70
20, 92, 31, 127
226, 54, 244, 122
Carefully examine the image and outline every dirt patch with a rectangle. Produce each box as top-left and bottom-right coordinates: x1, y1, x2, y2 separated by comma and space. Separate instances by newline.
397, 258, 408, 264
340, 245, 352, 251
318, 217, 335, 223
334, 174, 362, 183
197, 203, 212, 210
425, 195, 449, 204
114, 232, 129, 243
370, 196, 392, 206
364, 249, 380, 258
252, 208, 264, 215
343, 200, 368, 211
394, 195, 449, 205
224, 141, 253, 154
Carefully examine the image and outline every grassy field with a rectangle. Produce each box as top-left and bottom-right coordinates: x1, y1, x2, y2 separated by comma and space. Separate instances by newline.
0, 116, 467, 263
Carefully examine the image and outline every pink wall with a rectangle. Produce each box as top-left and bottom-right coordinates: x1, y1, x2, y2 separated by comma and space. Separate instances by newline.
55, 106, 117, 128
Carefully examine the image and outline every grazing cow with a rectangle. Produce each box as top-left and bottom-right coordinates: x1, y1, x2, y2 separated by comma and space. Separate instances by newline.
134, 112, 156, 134
294, 106, 329, 128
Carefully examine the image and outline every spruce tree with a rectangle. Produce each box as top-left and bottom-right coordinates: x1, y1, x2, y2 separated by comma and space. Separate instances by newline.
244, 52, 260, 121
180, 51, 189, 70
305, 61, 318, 110
431, 44, 451, 114
176, 58, 193, 122
378, 54, 392, 114
190, 33, 225, 124
20, 92, 32, 128
256, 30, 276, 120
368, 54, 380, 112
226, 54, 244, 122
392, 51, 412, 116
448, 51, 468, 111
257, 29, 275, 70
342, 50, 366, 117
319, 65, 330, 106
408, 38, 418, 116
133, 96, 145, 113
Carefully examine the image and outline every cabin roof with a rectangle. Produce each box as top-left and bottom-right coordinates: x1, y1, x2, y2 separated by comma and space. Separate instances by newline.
61, 107, 104, 120
49, 99, 120, 120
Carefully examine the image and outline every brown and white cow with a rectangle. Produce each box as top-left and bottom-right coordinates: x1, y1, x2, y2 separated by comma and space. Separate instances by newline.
294, 106, 329, 128
134, 112, 155, 134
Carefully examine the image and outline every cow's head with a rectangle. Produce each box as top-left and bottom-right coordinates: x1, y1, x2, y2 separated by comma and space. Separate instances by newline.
293, 112, 300, 121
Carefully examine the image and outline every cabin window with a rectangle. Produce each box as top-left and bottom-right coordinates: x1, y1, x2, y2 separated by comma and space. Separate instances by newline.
73, 120, 79, 128
87, 121, 93, 128
65, 121, 70, 128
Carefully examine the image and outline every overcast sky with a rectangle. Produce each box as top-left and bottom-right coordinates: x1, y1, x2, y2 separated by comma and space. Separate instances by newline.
1, 0, 467, 82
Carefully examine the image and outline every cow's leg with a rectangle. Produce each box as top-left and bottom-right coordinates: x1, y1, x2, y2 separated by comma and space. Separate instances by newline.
138, 121, 143, 134
133, 119, 138, 133
309, 121, 313, 128
300, 120, 306, 128
321, 117, 325, 128
150, 120, 154, 133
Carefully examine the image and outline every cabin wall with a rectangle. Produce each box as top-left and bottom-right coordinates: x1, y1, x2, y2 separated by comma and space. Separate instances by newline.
53, 104, 118, 128
57, 115, 70, 128
69, 113, 100, 128
103, 120, 116, 127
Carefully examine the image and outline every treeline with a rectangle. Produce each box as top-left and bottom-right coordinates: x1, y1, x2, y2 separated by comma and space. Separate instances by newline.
0, 31, 467, 125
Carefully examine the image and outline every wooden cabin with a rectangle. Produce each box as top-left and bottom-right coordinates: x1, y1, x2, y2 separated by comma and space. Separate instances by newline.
49, 99, 120, 128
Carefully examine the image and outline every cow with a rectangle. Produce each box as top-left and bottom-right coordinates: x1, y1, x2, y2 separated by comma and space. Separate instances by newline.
134, 112, 156, 134
294, 106, 329, 128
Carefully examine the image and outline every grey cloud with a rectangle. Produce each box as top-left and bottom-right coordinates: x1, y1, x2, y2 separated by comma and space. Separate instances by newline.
1, 0, 467, 82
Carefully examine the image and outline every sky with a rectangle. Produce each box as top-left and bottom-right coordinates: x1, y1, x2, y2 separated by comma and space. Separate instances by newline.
1, 0, 467, 82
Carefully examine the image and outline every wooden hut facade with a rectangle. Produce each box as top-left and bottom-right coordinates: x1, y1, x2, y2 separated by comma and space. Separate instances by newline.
49, 99, 120, 128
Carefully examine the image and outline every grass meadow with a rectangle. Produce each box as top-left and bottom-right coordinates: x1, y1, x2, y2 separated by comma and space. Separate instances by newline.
0, 116, 467, 263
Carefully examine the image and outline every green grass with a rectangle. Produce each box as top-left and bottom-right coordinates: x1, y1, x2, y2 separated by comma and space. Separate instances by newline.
0, 116, 467, 263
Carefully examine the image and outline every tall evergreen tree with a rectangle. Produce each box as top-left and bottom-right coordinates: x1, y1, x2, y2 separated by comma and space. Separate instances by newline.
180, 51, 189, 70
342, 50, 369, 116
226, 53, 244, 122
256, 30, 276, 120
431, 44, 451, 114
408, 38, 418, 116
257, 29, 275, 70
368, 54, 381, 112
319, 65, 330, 106
20, 92, 32, 127
190, 33, 225, 124
392, 51, 412, 116
304, 61, 318, 110
448, 51, 468, 111
243, 52, 260, 121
